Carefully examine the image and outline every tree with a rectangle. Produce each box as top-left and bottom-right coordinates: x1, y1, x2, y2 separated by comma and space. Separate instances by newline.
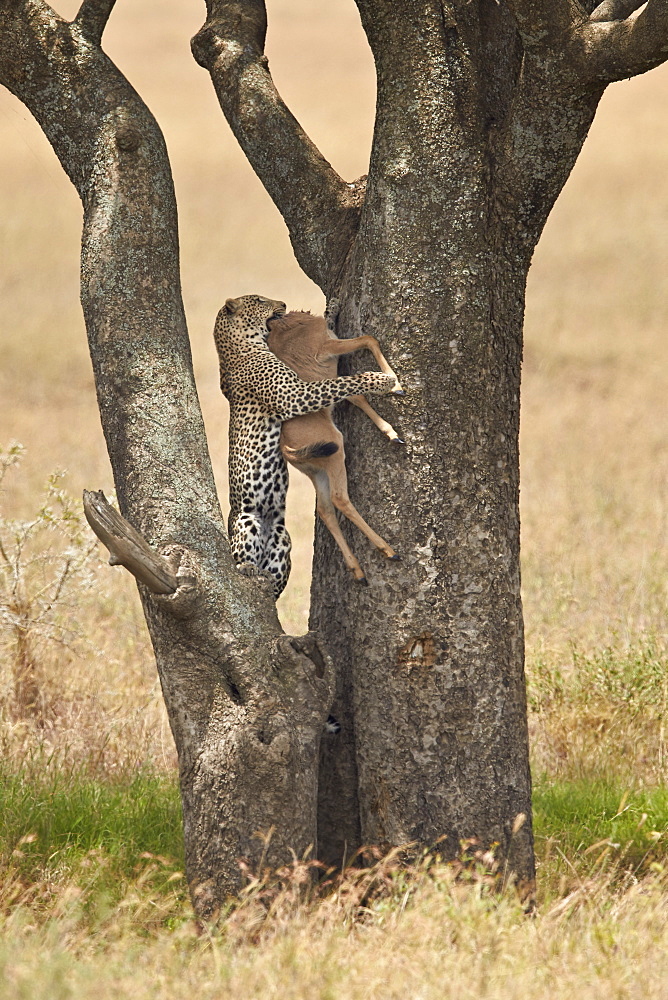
1, 0, 665, 917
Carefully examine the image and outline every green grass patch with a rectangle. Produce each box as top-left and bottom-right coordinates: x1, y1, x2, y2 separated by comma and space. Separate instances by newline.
4, 757, 668, 925
0, 757, 185, 917
533, 778, 668, 889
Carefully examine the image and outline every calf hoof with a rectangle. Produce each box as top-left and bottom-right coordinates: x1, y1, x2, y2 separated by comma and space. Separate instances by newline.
388, 553, 401, 561
390, 437, 405, 446
356, 575, 369, 586
392, 387, 405, 397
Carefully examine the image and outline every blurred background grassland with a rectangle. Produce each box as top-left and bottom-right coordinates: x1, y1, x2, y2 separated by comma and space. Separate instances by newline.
0, 1, 667, 995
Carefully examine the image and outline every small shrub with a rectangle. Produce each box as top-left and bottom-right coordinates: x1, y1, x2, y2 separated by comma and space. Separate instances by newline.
0, 443, 101, 722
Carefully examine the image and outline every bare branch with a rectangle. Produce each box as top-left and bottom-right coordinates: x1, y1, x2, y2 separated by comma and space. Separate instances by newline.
74, 0, 118, 45
505, 0, 668, 82
83, 490, 178, 595
191, 0, 362, 292
574, 0, 668, 81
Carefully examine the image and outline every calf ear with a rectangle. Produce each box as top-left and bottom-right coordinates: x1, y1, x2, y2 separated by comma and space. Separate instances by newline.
224, 298, 239, 314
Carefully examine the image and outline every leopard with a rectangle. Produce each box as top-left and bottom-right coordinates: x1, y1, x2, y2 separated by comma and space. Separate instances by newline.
214, 294, 402, 598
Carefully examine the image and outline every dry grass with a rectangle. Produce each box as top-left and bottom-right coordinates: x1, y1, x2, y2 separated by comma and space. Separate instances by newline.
1, 0, 668, 995
522, 68, 668, 658
3, 851, 668, 1000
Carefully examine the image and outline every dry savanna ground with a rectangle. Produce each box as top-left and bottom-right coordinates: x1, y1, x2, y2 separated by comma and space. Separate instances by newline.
0, 1, 667, 997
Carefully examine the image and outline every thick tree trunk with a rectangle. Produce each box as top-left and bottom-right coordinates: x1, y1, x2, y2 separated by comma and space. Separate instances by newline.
310, 0, 666, 883
0, 0, 333, 918
314, 258, 532, 876
190, 0, 668, 896
313, 1, 534, 884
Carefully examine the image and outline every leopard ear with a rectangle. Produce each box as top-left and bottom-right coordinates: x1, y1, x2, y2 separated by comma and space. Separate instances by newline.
224, 298, 240, 315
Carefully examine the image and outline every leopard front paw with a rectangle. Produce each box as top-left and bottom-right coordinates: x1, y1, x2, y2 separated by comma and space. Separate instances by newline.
375, 373, 404, 396
325, 297, 340, 329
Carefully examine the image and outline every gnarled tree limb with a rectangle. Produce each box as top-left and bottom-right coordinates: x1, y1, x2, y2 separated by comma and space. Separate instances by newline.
83, 489, 179, 595
191, 0, 363, 293
496, 0, 668, 255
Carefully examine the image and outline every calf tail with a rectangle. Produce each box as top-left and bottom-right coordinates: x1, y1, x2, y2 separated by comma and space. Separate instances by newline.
284, 441, 339, 460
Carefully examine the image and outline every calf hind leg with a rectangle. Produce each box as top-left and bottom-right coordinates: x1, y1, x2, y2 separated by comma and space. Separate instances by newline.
332, 489, 400, 560
311, 470, 368, 584
327, 451, 399, 560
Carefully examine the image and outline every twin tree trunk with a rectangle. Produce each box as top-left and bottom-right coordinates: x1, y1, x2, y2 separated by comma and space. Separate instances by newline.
2, 0, 665, 916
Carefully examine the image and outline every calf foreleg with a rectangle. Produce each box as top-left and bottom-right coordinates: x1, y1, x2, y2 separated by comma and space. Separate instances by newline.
348, 395, 403, 444
324, 335, 402, 389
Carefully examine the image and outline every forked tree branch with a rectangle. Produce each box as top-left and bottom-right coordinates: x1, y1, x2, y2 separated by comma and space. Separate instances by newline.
506, 0, 668, 82
496, 0, 668, 255
74, 0, 118, 45
192, 0, 363, 293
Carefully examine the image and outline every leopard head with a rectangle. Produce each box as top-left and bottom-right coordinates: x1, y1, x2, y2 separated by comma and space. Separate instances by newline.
216, 294, 287, 351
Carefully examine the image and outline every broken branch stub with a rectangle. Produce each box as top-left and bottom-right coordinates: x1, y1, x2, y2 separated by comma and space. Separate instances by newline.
83, 489, 178, 595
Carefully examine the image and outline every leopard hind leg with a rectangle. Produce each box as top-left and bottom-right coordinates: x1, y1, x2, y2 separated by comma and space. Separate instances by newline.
229, 508, 291, 598
260, 514, 292, 598
229, 509, 267, 570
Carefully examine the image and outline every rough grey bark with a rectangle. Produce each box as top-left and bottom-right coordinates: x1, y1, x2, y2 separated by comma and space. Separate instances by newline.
0, 0, 334, 918
195, 0, 668, 894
